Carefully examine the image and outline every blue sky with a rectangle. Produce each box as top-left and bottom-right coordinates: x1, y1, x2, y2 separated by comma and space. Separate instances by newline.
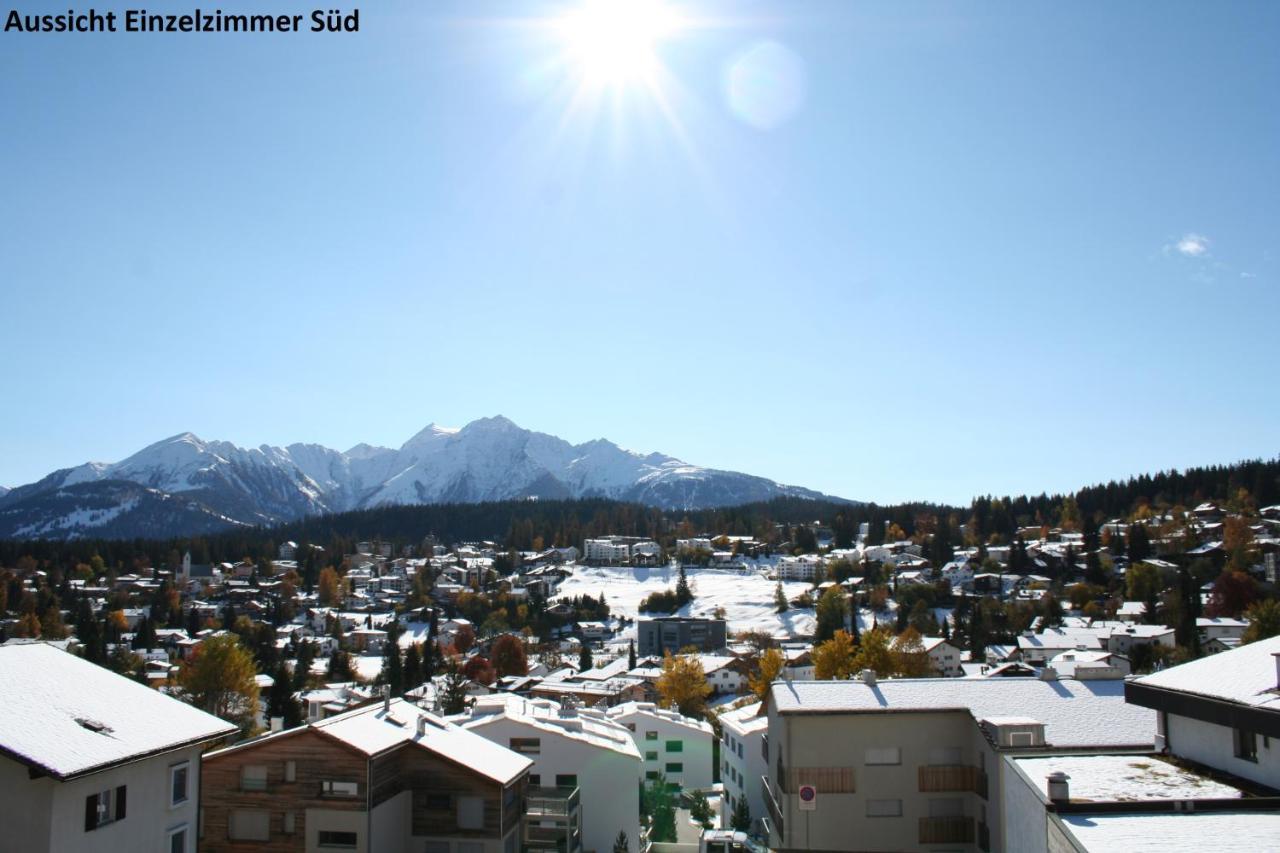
1, 0, 1277, 505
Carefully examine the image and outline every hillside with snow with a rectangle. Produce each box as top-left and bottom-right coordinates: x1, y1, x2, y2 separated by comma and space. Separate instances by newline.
0, 416, 845, 539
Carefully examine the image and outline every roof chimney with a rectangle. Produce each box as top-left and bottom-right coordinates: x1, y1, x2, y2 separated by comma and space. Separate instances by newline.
1039, 666, 1058, 681
1273, 653, 1280, 691
416, 715, 427, 737
1047, 771, 1070, 803
860, 669, 877, 686
384, 686, 391, 713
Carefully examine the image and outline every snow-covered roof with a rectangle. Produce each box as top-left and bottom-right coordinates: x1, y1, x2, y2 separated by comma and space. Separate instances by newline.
607, 701, 714, 734
314, 698, 531, 784
1013, 754, 1240, 802
769, 677, 1153, 748
1060, 811, 1280, 852
1133, 634, 1280, 711
456, 694, 641, 758
0, 643, 236, 780
719, 701, 769, 735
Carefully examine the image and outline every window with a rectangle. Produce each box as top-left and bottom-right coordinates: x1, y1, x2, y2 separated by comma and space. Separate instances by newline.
666, 740, 683, 753
1235, 728, 1258, 762
928, 747, 962, 766
929, 798, 964, 818
645, 731, 658, 741
283, 812, 296, 835
865, 747, 901, 765
170, 762, 190, 807
509, 737, 541, 754
645, 771, 659, 780
228, 809, 269, 841
737, 742, 744, 758
866, 799, 902, 818
84, 786, 126, 831
423, 843, 450, 853
167, 825, 188, 853
241, 765, 268, 791
321, 780, 359, 797
555, 774, 578, 789
318, 830, 358, 848
646, 751, 659, 761
528, 775, 541, 788
457, 795, 485, 830
284, 760, 296, 783
666, 762, 683, 773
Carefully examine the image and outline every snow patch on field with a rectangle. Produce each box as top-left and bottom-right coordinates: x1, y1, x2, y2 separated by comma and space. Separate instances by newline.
555, 565, 817, 638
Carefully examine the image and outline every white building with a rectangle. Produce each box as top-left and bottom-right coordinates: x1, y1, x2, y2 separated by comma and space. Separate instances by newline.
606, 701, 715, 791
775, 555, 824, 581
583, 539, 631, 564
452, 694, 642, 853
921, 637, 964, 677
1127, 634, 1280, 791
0, 643, 236, 853
718, 701, 769, 832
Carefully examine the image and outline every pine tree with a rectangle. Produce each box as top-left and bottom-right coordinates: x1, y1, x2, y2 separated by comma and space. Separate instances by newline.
628, 639, 637, 669
380, 639, 404, 697
676, 566, 692, 606
438, 659, 473, 715
578, 642, 593, 672
774, 581, 789, 613
730, 796, 751, 831
403, 643, 423, 695
612, 831, 630, 853
266, 661, 303, 729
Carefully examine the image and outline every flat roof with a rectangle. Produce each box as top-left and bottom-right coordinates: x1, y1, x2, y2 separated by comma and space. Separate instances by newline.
1060, 811, 1280, 852
1015, 754, 1241, 802
770, 677, 1153, 748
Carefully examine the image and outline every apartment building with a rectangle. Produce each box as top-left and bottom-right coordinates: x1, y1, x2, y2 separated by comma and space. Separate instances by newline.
582, 539, 632, 564
452, 694, 642, 853
606, 701, 715, 790
637, 616, 727, 657
775, 555, 824, 582
762, 673, 1154, 852
201, 698, 530, 853
718, 702, 769, 832
0, 643, 236, 853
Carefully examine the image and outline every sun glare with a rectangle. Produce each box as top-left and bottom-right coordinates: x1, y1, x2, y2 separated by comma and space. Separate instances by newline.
556, 0, 683, 88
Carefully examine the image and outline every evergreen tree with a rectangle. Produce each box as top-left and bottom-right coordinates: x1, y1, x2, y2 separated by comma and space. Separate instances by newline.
327, 650, 354, 681
266, 661, 303, 729
730, 796, 751, 832
403, 643, 423, 695
438, 659, 473, 715
293, 640, 316, 690
612, 831, 630, 853
628, 639, 637, 669
675, 566, 692, 606
774, 581, 789, 613
578, 642, 593, 672
380, 639, 404, 697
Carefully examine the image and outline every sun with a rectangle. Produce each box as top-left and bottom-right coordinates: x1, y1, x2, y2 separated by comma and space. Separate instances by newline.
555, 0, 683, 88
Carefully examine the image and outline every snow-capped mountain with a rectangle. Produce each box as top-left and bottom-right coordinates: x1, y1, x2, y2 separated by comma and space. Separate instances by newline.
0, 416, 842, 539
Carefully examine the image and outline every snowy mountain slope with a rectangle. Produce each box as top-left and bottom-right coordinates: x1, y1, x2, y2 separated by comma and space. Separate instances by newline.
0, 416, 845, 539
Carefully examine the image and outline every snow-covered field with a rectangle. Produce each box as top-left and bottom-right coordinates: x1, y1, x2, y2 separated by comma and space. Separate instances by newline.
554, 565, 817, 638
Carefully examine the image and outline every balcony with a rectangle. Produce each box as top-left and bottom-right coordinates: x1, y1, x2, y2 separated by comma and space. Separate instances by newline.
918, 816, 975, 845
918, 765, 988, 799
978, 821, 991, 852
780, 765, 856, 794
526, 786, 581, 818
760, 776, 784, 840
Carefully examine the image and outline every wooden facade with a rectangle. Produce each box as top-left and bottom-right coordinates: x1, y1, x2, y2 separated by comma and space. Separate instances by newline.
201, 726, 526, 852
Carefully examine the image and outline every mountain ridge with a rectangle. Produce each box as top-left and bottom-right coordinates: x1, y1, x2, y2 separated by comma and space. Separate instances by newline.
0, 416, 846, 539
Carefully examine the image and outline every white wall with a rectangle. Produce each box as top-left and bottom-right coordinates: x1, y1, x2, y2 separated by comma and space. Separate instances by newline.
720, 721, 766, 831
612, 709, 714, 791
306, 807, 367, 853
468, 717, 640, 853
31, 743, 205, 853
1167, 713, 1280, 790
1000, 755, 1050, 853
370, 789, 410, 853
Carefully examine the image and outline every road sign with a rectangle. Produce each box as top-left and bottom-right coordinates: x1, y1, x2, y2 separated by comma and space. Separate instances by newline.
798, 784, 817, 811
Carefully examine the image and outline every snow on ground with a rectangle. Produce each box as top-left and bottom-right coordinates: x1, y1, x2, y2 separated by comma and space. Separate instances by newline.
352, 654, 384, 682
555, 565, 816, 638
1015, 754, 1242, 802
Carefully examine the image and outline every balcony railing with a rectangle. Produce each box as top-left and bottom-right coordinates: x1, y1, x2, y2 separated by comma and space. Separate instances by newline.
978, 821, 991, 852
918, 765, 988, 799
780, 766, 856, 794
918, 816, 975, 844
761, 776, 784, 840
526, 786, 581, 818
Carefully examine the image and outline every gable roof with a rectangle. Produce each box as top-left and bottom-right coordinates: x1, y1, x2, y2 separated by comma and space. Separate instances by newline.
1132, 635, 1280, 711
0, 643, 236, 780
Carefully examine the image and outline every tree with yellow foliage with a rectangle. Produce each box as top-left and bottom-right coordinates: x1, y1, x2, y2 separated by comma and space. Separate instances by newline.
813, 630, 858, 680
317, 566, 341, 606
178, 633, 260, 733
749, 647, 786, 701
656, 653, 711, 718
891, 627, 933, 677
852, 627, 895, 678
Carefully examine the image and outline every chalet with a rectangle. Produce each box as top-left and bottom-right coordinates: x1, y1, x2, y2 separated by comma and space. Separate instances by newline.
202, 698, 531, 853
